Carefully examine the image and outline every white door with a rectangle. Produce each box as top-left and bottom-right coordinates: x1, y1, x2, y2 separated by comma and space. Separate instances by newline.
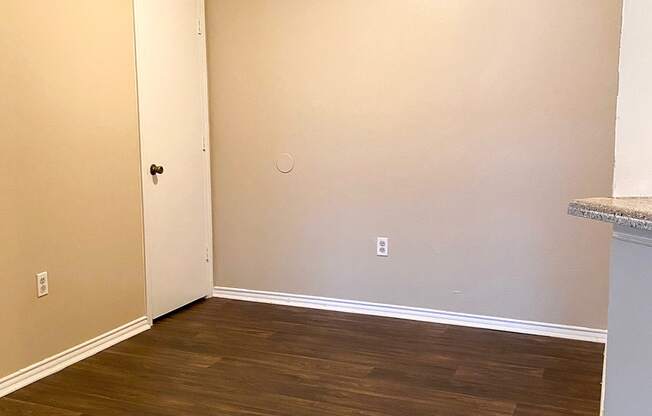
134, 0, 212, 319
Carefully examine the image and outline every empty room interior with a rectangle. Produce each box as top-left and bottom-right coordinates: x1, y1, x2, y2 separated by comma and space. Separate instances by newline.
3, 1, 652, 415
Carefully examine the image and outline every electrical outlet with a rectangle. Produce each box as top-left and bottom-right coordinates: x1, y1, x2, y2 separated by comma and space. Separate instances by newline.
36, 272, 48, 297
376, 237, 389, 257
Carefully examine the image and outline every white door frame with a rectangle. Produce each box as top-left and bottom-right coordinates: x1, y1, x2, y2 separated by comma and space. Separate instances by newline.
197, 0, 215, 305
133, 0, 214, 325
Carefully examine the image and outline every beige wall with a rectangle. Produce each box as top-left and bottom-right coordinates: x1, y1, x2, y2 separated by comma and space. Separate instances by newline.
207, 0, 621, 329
0, 1, 146, 377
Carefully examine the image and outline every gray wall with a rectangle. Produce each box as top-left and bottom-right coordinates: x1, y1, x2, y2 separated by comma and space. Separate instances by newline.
604, 228, 652, 414
206, 0, 621, 329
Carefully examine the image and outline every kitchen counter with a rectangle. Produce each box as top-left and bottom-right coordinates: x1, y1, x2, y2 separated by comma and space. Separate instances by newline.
568, 196, 652, 415
568, 197, 652, 231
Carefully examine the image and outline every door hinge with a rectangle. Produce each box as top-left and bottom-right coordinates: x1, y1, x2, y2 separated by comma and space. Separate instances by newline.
197, 19, 202, 35
202, 135, 207, 152
205, 248, 210, 263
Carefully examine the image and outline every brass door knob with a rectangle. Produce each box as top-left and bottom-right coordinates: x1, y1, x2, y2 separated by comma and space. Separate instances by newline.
150, 164, 164, 175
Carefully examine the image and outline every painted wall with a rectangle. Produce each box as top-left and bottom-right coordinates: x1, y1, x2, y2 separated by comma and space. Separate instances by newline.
613, 0, 652, 197
604, 228, 652, 414
206, 0, 621, 329
0, 1, 146, 377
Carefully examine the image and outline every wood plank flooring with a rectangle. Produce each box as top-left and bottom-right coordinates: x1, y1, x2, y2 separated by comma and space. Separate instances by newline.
2, 298, 604, 415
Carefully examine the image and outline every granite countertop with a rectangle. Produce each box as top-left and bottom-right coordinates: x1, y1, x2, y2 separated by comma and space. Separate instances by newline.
568, 197, 652, 231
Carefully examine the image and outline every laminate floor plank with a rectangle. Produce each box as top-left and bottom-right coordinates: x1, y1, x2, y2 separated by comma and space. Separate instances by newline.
2, 298, 603, 415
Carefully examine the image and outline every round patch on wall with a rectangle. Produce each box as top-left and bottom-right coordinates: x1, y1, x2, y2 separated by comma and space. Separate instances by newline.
275, 153, 295, 173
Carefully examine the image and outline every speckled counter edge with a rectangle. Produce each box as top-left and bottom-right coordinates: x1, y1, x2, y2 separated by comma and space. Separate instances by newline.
568, 204, 652, 232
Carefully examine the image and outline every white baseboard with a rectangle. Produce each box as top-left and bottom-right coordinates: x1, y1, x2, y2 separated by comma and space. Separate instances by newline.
213, 287, 607, 343
0, 317, 150, 398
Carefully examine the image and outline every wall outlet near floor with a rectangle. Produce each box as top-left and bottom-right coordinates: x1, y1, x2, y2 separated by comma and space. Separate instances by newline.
36, 272, 49, 297
376, 237, 389, 257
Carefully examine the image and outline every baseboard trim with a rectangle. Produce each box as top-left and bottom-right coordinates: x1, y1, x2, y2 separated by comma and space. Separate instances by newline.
0, 317, 150, 398
213, 287, 607, 343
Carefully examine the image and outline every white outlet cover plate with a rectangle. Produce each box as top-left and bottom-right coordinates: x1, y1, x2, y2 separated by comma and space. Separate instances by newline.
36, 272, 48, 297
377, 237, 389, 257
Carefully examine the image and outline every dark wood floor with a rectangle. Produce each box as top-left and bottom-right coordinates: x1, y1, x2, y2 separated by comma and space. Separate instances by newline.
2, 298, 604, 415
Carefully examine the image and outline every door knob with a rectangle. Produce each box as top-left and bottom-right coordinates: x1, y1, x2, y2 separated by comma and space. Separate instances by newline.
150, 164, 164, 175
